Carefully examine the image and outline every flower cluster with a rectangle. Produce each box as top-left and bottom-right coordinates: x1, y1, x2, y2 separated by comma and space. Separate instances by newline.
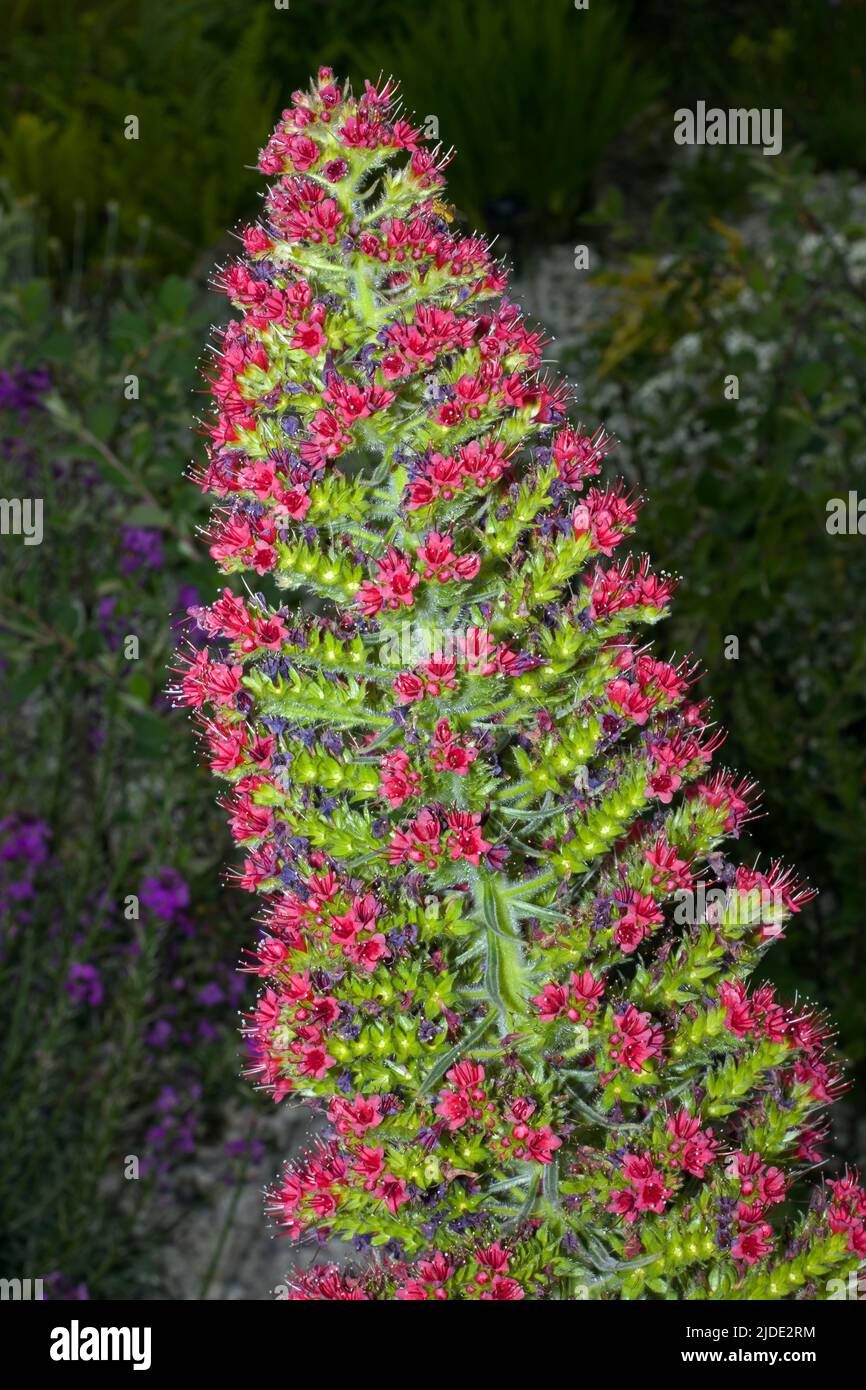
176, 69, 862, 1300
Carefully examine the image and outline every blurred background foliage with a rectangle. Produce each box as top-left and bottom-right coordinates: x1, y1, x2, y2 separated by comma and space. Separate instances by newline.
1, 0, 865, 1298
0, 196, 262, 1296
357, 0, 662, 239
4, 0, 865, 273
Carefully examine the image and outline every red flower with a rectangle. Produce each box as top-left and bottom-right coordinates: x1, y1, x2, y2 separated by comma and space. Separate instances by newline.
520, 1126, 561, 1165
387, 808, 443, 868
665, 1110, 718, 1178
379, 748, 421, 807
612, 891, 664, 953
607, 1006, 664, 1075
480, 1277, 524, 1300
444, 810, 491, 866
360, 548, 420, 615
328, 1094, 384, 1137
532, 969, 604, 1025
185, 70, 854, 1303
375, 1175, 409, 1215
292, 318, 327, 357
609, 1152, 673, 1224
392, 671, 426, 704
429, 720, 477, 775
731, 1224, 774, 1266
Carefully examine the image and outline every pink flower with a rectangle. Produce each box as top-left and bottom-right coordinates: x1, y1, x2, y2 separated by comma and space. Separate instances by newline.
328, 1094, 384, 1137
444, 810, 491, 866
480, 1277, 524, 1300
392, 671, 426, 704
731, 1224, 774, 1266
612, 891, 664, 953
429, 720, 477, 775
375, 1175, 409, 1215
607, 1006, 664, 1075
521, 1126, 561, 1165
362, 547, 420, 613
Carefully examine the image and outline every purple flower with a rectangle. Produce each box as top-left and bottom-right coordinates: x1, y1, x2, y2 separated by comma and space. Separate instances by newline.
6, 880, 35, 901
196, 981, 224, 1007
0, 365, 51, 416
155, 1086, 180, 1113
65, 962, 104, 1008
120, 526, 164, 575
145, 1019, 174, 1048
40, 1271, 90, 1302
224, 1136, 266, 1164
0, 815, 52, 865
176, 584, 201, 609
140, 868, 190, 922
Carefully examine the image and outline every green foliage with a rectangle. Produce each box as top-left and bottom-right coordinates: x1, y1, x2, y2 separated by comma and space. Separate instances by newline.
0, 0, 405, 275
0, 0, 658, 270
635, 0, 866, 176
0, 196, 256, 1297
4, 1, 866, 278
357, 0, 659, 240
